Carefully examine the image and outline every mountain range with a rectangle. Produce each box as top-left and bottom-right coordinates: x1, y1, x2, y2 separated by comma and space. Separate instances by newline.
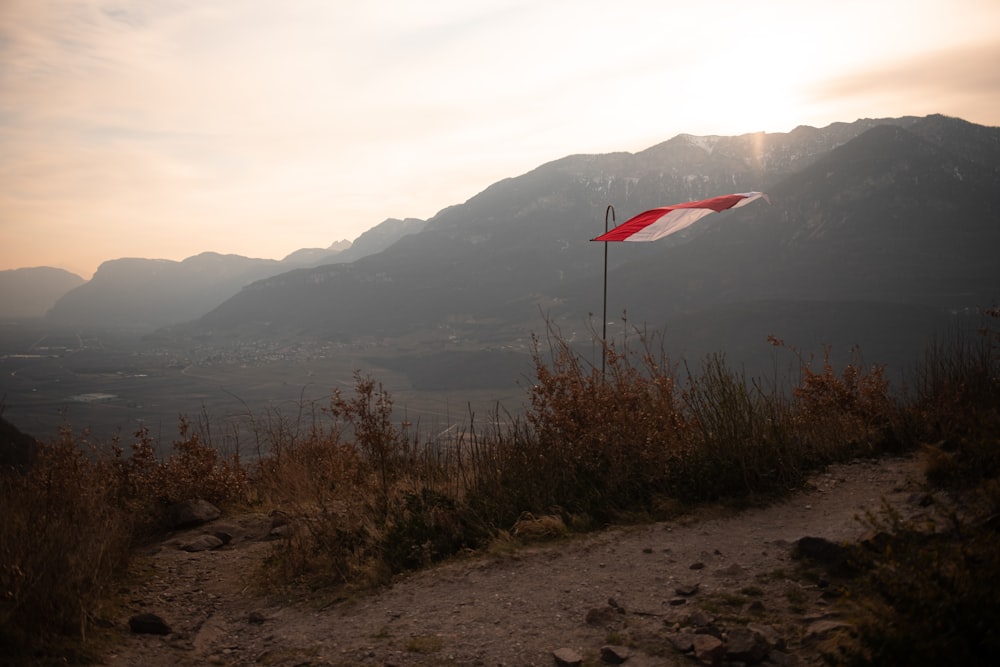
185, 114, 999, 379
6, 114, 999, 382
9, 216, 426, 329
0, 267, 86, 319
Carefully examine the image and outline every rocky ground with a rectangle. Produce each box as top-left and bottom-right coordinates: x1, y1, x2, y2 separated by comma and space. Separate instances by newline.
101, 454, 929, 667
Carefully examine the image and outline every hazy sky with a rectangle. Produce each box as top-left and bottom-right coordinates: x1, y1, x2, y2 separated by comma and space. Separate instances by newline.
2, 0, 999, 279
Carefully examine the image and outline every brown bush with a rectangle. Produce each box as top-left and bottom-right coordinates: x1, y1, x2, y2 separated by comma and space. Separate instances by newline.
0, 432, 132, 657
1, 417, 253, 659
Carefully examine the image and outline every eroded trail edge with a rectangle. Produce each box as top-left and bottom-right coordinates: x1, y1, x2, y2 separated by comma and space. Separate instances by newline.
106, 455, 925, 667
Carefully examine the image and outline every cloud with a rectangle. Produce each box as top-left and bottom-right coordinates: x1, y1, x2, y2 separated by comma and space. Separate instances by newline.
3, 0, 1000, 277
807, 40, 1000, 126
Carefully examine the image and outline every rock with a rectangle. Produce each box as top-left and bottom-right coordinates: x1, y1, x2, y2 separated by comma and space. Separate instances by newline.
684, 609, 715, 628
553, 647, 583, 666
725, 627, 770, 664
0, 414, 37, 468
128, 612, 171, 635
267, 523, 291, 539
685, 610, 717, 632
792, 536, 854, 575
212, 529, 234, 545
179, 534, 224, 552
692, 634, 725, 666
267, 512, 291, 539
675, 583, 700, 596
166, 498, 221, 529
666, 631, 696, 653
600, 644, 631, 663
747, 623, 786, 652
247, 611, 267, 625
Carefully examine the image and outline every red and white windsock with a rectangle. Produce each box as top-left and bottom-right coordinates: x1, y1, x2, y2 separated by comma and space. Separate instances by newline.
592, 192, 770, 242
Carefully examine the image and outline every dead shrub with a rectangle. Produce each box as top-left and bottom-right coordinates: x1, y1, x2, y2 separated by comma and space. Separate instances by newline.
903, 307, 999, 446
771, 338, 897, 462
518, 324, 685, 519
0, 432, 132, 658
670, 353, 800, 501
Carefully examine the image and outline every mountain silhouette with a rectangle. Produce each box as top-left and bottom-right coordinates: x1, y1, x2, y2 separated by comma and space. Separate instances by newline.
188, 115, 999, 380
0, 267, 85, 319
14, 114, 997, 387
40, 217, 426, 329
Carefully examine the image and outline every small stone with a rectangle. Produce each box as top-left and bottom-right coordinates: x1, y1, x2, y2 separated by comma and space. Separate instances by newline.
165, 498, 221, 529
675, 583, 700, 596
600, 644, 631, 664
128, 612, 171, 635
212, 529, 234, 545
794, 536, 849, 565
686, 610, 716, 629
692, 634, 725, 666
666, 631, 696, 653
553, 647, 583, 666
689, 562, 706, 570
267, 524, 290, 539
747, 623, 785, 651
725, 627, 769, 663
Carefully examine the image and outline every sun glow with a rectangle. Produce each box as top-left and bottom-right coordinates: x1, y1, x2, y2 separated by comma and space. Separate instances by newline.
1, 0, 999, 277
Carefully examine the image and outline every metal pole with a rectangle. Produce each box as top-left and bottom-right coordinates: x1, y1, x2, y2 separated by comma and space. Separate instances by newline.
602, 204, 615, 377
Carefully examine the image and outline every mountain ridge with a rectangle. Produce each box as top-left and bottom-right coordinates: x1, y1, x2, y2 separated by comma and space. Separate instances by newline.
30, 216, 427, 328
0, 267, 85, 319
6, 114, 998, 385
185, 114, 999, 380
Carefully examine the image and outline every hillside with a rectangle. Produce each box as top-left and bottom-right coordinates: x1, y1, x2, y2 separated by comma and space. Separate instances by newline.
0, 267, 84, 319
45, 253, 286, 330
39, 216, 425, 329
188, 114, 1000, 380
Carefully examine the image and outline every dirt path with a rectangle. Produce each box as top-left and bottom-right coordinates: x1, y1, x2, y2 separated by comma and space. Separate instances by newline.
103, 455, 927, 666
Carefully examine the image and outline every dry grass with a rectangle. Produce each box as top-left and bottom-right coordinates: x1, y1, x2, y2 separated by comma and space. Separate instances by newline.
829, 308, 1000, 667
3, 307, 998, 664
0, 420, 249, 661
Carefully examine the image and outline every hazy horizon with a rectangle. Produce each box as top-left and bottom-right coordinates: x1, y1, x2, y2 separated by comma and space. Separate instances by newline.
3, 0, 1000, 279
